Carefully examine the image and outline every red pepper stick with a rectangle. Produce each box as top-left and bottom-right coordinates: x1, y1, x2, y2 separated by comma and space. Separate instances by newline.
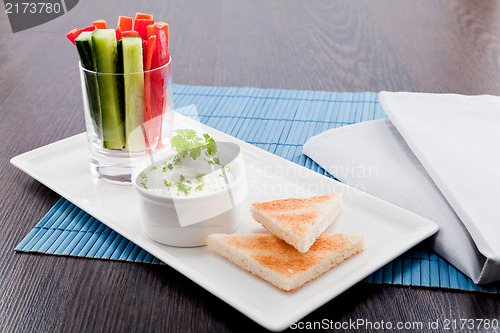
146, 23, 162, 145
146, 23, 160, 122
134, 19, 154, 41
151, 22, 171, 148
66, 25, 95, 45
144, 35, 156, 118
135, 12, 153, 20
117, 16, 133, 31
146, 24, 160, 69
152, 23, 168, 119
121, 30, 140, 37
115, 27, 122, 41
155, 21, 170, 51
92, 19, 108, 29
143, 35, 161, 149
156, 24, 170, 112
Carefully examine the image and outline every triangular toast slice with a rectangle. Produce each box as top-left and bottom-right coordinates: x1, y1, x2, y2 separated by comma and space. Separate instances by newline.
250, 193, 342, 253
207, 233, 364, 292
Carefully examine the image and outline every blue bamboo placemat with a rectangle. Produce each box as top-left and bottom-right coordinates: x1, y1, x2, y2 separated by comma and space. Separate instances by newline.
15, 84, 499, 293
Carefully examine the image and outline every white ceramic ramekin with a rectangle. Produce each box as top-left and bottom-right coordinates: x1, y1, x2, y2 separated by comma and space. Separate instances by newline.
132, 143, 247, 247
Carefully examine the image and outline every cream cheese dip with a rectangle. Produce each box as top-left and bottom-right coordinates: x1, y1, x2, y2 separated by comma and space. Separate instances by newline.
138, 155, 234, 197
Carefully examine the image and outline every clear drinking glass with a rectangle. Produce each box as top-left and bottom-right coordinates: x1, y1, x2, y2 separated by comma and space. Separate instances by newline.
79, 58, 173, 184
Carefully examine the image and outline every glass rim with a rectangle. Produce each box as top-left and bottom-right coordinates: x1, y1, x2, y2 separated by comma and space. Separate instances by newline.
79, 56, 172, 75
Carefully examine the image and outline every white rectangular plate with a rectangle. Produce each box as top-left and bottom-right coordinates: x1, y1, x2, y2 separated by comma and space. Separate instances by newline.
11, 114, 438, 332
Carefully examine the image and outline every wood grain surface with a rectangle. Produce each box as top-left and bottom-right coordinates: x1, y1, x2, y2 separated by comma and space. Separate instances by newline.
1, 0, 499, 332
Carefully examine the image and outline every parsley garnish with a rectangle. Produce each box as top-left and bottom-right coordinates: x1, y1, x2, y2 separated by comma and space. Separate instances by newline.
203, 133, 217, 157
171, 130, 218, 162
162, 163, 173, 172
139, 171, 148, 189
207, 157, 220, 166
175, 175, 192, 196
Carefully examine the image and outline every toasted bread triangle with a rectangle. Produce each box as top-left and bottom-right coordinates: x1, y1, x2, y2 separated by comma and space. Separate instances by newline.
207, 233, 364, 292
250, 193, 342, 253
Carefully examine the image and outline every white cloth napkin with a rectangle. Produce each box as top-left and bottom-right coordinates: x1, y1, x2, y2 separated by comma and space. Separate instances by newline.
303, 92, 500, 284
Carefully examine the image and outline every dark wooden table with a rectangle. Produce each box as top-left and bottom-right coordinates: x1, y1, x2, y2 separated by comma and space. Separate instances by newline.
1, 1, 499, 332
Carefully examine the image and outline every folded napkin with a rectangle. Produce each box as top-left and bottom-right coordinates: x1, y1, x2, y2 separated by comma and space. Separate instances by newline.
303, 92, 500, 284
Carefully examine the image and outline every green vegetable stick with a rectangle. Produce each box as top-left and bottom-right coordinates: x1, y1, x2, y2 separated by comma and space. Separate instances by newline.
122, 36, 146, 152
75, 31, 102, 140
92, 29, 125, 150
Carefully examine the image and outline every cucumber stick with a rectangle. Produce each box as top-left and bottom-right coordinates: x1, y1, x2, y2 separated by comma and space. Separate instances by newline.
122, 36, 146, 152
75, 32, 102, 140
116, 39, 125, 132
75, 31, 95, 71
92, 29, 125, 150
